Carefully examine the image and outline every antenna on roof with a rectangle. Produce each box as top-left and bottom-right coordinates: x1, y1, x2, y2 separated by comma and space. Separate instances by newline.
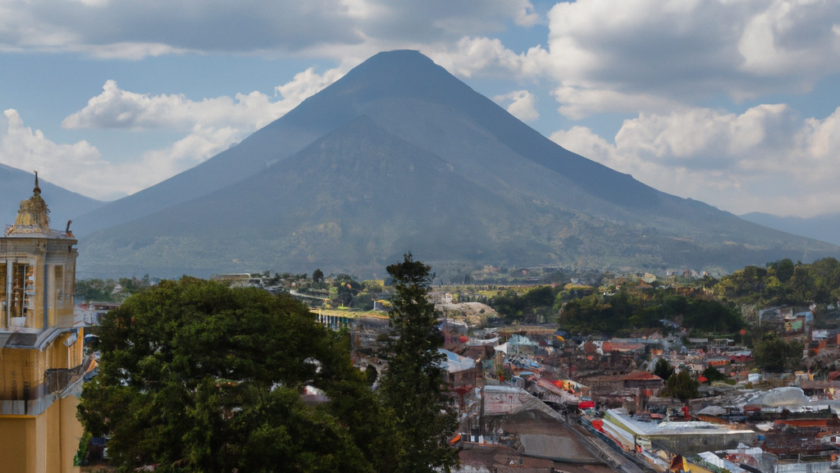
33, 170, 41, 195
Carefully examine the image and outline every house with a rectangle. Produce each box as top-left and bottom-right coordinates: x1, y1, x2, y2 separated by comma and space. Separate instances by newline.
728, 351, 752, 364
428, 291, 453, 305
580, 372, 664, 396
439, 349, 481, 388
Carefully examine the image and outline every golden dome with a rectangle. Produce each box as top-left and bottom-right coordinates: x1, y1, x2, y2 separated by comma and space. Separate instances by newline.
6, 171, 52, 235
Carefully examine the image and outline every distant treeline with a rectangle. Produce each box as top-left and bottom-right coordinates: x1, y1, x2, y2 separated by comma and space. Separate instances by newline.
488, 283, 742, 336
560, 291, 743, 336
714, 257, 840, 306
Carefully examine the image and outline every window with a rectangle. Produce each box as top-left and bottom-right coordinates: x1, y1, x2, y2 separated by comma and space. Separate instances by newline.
11, 263, 34, 327
55, 266, 64, 309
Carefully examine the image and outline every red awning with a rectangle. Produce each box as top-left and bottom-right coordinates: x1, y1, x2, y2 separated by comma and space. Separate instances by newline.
579, 401, 595, 409
743, 404, 762, 412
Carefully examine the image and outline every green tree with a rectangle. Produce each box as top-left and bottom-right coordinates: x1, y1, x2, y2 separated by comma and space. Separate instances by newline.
491, 286, 558, 324
702, 367, 727, 383
78, 277, 398, 473
313, 268, 324, 283
75, 278, 118, 302
754, 333, 804, 373
662, 371, 699, 401
380, 254, 458, 473
365, 365, 379, 385
653, 358, 674, 381
768, 259, 795, 283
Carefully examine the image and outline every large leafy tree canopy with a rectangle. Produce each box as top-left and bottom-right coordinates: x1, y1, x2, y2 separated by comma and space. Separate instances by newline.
490, 286, 557, 323
653, 358, 675, 381
559, 291, 743, 336
715, 258, 840, 306
661, 371, 700, 401
753, 333, 805, 373
78, 277, 398, 473
380, 254, 458, 473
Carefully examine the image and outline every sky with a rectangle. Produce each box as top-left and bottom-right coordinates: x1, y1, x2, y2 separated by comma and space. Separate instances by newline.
1, 0, 840, 218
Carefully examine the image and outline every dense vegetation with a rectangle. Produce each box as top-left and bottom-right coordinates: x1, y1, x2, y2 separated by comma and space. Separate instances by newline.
753, 333, 805, 373
79, 278, 400, 472
75, 275, 155, 302
715, 258, 840, 306
661, 371, 700, 401
79, 256, 455, 473
489, 286, 557, 324
559, 291, 743, 336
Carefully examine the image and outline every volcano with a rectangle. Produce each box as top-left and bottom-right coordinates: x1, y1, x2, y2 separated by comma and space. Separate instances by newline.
74, 50, 838, 278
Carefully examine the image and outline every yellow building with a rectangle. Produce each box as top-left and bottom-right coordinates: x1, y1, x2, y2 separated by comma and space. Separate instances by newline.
0, 174, 86, 473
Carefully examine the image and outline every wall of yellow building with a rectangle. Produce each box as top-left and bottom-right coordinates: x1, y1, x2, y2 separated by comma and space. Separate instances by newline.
0, 395, 83, 473
684, 461, 716, 473
60, 396, 83, 473
0, 416, 32, 473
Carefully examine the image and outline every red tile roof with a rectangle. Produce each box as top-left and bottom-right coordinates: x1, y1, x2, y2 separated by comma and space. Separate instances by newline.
603, 342, 644, 352
620, 371, 662, 381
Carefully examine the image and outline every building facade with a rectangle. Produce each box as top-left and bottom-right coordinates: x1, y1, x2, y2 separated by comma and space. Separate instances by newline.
0, 175, 86, 473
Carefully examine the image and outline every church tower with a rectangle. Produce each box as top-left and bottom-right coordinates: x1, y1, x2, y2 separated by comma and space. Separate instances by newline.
0, 173, 86, 473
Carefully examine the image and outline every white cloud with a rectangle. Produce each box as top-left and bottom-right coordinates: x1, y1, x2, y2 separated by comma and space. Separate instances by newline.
423, 36, 547, 79
62, 66, 346, 132
422, 1, 840, 117
0, 0, 539, 60
550, 104, 840, 217
0, 65, 348, 200
550, 86, 684, 120
493, 90, 539, 122
0, 109, 247, 200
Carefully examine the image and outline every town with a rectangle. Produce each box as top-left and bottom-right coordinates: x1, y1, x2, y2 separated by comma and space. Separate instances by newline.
62, 260, 840, 472
3, 6, 840, 470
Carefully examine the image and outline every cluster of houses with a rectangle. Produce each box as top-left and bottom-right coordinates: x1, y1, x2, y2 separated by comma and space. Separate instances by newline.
342, 303, 840, 473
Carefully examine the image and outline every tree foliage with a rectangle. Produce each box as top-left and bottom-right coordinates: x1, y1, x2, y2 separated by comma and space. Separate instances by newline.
753, 333, 804, 373
702, 367, 727, 383
489, 286, 557, 323
379, 254, 458, 473
560, 290, 742, 336
76, 276, 153, 302
78, 277, 398, 473
716, 258, 840, 306
653, 358, 675, 381
661, 371, 699, 401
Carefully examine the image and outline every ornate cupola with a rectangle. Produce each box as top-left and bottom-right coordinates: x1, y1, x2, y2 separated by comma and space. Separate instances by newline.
6, 172, 53, 236
0, 171, 86, 473
0, 172, 78, 333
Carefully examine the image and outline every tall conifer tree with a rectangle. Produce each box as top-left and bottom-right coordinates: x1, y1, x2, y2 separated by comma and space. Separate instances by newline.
380, 254, 458, 472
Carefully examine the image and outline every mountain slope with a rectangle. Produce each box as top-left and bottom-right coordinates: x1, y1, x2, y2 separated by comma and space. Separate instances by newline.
0, 164, 103, 228
79, 117, 837, 278
741, 212, 840, 246
76, 50, 840, 277
70, 49, 662, 237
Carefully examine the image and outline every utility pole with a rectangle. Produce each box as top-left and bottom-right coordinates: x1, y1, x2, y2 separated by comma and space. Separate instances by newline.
479, 385, 485, 443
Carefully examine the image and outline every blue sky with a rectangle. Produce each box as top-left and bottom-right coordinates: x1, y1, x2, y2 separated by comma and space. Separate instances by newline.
1, 0, 839, 218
